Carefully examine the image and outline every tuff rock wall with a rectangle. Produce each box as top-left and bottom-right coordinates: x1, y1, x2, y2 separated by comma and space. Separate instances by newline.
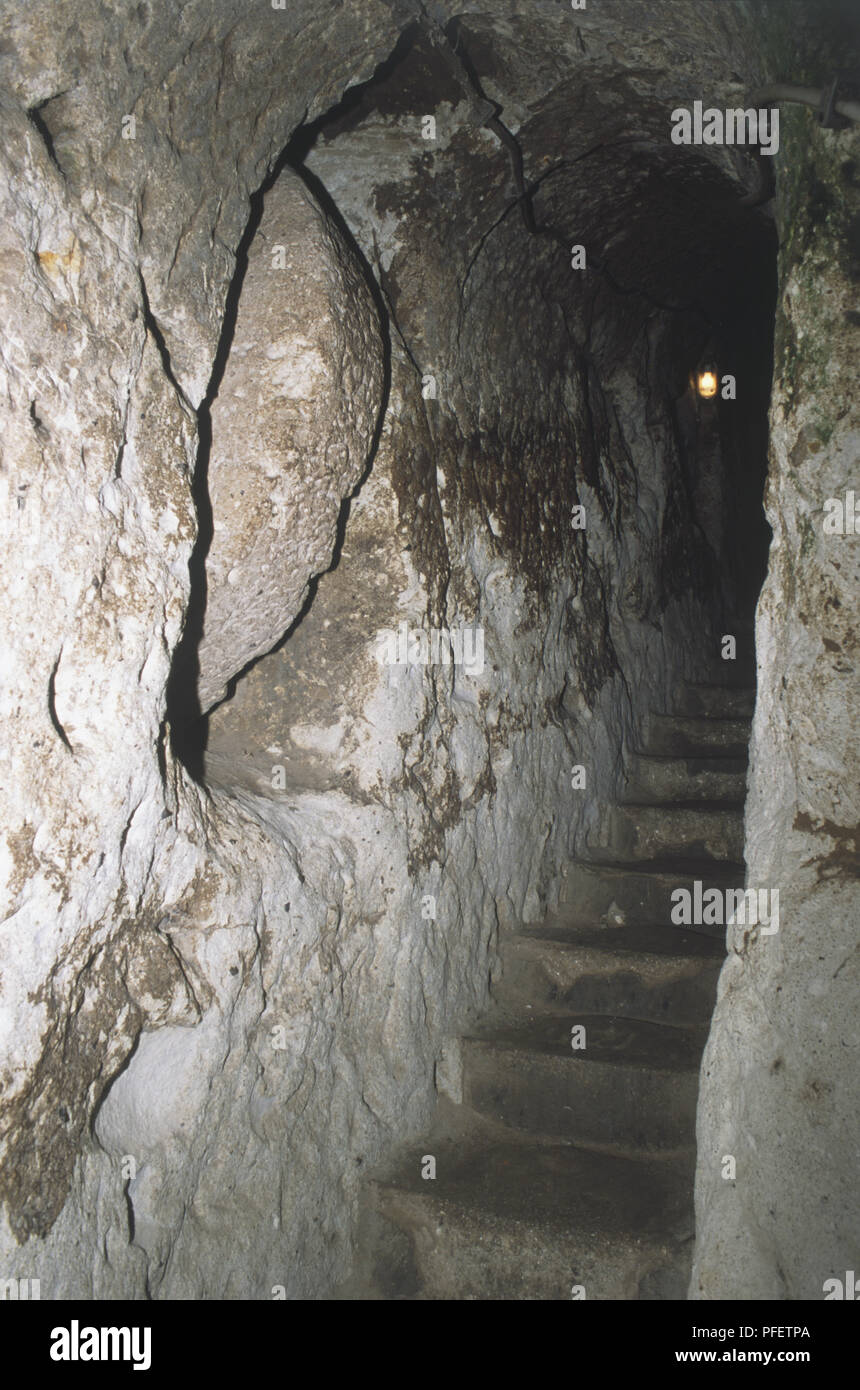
0, 0, 852, 1301
691, 9, 860, 1299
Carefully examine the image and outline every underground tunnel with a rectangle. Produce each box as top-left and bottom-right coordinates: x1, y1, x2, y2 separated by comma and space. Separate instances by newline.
0, 0, 857, 1312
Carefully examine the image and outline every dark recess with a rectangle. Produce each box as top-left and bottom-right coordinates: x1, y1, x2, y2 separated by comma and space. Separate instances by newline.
165, 100, 395, 782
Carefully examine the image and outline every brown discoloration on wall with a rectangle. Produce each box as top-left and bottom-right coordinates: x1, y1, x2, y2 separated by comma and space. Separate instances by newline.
0, 911, 200, 1241
794, 812, 860, 883
1, 944, 142, 1240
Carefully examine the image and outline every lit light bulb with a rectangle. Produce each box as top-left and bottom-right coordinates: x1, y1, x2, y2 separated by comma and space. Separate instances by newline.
698, 370, 718, 399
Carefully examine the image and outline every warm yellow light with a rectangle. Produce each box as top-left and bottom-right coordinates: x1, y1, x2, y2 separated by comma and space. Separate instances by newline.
698, 370, 718, 399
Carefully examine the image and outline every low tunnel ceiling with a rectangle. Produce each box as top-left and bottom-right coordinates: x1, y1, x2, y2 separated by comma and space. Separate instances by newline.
241, 0, 781, 655
297, 0, 779, 355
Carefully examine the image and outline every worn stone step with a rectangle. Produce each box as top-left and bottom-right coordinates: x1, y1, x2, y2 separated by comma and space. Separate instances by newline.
599, 803, 744, 863
498, 928, 722, 1026
462, 1015, 705, 1151
643, 713, 750, 757
623, 752, 747, 805
676, 684, 755, 719
559, 859, 746, 935
338, 664, 756, 1301
369, 1139, 695, 1299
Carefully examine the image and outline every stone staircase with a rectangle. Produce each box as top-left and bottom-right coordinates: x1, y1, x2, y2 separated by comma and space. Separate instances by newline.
337, 680, 754, 1300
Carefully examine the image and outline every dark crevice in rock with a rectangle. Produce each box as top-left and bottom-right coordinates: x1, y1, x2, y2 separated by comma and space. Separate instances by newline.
445, 19, 536, 232
47, 652, 73, 752
26, 99, 64, 175
137, 272, 193, 412
286, 24, 420, 166
168, 143, 392, 778
165, 144, 301, 777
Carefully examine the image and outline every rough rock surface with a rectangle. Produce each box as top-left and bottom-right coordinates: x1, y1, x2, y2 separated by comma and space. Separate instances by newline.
691, 88, 860, 1300
0, 0, 402, 1291
196, 167, 385, 714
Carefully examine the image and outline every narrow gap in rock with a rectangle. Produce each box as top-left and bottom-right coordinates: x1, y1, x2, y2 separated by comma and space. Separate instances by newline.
166, 91, 398, 783
26, 99, 63, 174
164, 143, 308, 779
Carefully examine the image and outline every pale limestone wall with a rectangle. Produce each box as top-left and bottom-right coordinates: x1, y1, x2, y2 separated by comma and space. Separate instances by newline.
692, 101, 860, 1300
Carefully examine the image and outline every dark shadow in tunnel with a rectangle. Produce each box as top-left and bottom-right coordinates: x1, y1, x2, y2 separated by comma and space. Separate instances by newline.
164, 51, 405, 780
714, 247, 778, 629
164, 170, 263, 782
287, 23, 419, 164
669, 213, 778, 682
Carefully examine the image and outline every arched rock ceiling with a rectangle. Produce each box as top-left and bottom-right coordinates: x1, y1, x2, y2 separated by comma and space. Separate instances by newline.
306, 1, 778, 347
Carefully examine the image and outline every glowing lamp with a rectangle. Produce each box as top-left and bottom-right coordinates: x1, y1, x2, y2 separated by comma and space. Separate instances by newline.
697, 369, 718, 399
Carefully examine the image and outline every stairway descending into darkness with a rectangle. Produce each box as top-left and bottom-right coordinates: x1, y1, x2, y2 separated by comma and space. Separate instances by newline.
338, 678, 755, 1300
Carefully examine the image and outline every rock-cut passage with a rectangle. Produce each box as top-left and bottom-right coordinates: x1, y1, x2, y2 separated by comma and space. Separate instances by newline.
4, 0, 855, 1310
339, 675, 754, 1300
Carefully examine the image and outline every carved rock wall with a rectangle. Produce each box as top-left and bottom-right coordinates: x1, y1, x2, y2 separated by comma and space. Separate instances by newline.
0, 0, 853, 1302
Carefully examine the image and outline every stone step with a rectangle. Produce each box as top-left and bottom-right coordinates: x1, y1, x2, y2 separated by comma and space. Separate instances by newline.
676, 684, 755, 719
599, 803, 745, 863
643, 713, 750, 757
339, 663, 755, 1301
369, 1138, 695, 1299
623, 752, 747, 805
558, 859, 746, 936
462, 1015, 705, 1151
498, 928, 723, 1026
